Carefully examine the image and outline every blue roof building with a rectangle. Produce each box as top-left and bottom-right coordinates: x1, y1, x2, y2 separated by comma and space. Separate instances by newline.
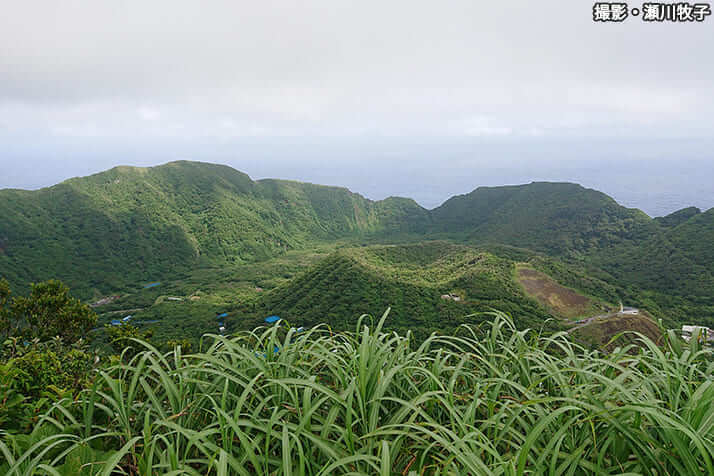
111, 319, 121, 326
265, 315, 280, 324
217, 312, 228, 318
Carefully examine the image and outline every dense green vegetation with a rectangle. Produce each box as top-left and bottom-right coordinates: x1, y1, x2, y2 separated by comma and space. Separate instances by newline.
236, 242, 605, 339
81, 241, 649, 350
2, 161, 712, 333
89, 246, 337, 347
430, 182, 655, 255
0, 161, 427, 299
654, 206, 701, 228
3, 161, 712, 335
0, 279, 100, 433
585, 208, 714, 327
0, 280, 97, 344
427, 182, 714, 328
1, 312, 710, 474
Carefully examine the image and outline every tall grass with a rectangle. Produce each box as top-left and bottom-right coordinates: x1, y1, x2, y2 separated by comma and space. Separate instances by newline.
1, 310, 713, 475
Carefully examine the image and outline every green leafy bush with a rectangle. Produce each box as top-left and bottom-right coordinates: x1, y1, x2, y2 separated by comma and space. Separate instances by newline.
0, 339, 98, 433
0, 279, 100, 433
0, 279, 97, 346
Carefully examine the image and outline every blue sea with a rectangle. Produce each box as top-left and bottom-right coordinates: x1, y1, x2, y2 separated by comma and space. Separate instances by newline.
230, 139, 714, 218
406, 158, 714, 218
264, 155, 714, 218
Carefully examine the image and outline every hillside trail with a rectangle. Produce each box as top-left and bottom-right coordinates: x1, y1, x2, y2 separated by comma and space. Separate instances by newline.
98, 307, 147, 316
567, 303, 639, 333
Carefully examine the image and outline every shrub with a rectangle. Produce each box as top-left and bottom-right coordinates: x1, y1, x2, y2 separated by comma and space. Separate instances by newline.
0, 339, 98, 433
0, 279, 97, 347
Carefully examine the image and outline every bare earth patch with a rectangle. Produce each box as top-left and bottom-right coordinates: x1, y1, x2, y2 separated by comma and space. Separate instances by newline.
516, 266, 595, 319
572, 313, 664, 351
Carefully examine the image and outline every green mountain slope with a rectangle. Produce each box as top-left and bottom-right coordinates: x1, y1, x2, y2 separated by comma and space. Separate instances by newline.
431, 182, 655, 256
585, 207, 714, 325
429, 182, 713, 327
654, 206, 701, 228
0, 161, 428, 297
237, 242, 617, 338
593, 209, 714, 290
666, 208, 714, 269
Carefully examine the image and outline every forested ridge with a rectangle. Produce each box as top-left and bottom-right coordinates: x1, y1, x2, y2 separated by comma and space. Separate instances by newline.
0, 161, 428, 297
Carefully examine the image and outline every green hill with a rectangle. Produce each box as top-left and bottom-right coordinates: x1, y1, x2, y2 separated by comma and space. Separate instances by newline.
430, 182, 656, 256
237, 242, 618, 339
654, 206, 701, 228
0, 161, 428, 297
665, 208, 714, 269
585, 207, 714, 325
429, 182, 713, 327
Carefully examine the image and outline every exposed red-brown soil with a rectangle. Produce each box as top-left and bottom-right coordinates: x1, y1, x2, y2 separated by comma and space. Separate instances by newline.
517, 267, 594, 319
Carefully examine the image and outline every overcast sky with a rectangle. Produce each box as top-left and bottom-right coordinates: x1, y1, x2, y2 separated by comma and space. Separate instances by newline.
1, 1, 712, 214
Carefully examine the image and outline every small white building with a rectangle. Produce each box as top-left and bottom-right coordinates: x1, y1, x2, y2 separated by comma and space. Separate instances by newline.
441, 293, 462, 302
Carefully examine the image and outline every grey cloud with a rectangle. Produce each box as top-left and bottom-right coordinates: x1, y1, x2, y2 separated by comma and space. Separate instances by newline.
0, 0, 712, 212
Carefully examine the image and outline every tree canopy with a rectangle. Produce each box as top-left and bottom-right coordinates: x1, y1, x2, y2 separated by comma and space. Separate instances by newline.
0, 279, 97, 345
